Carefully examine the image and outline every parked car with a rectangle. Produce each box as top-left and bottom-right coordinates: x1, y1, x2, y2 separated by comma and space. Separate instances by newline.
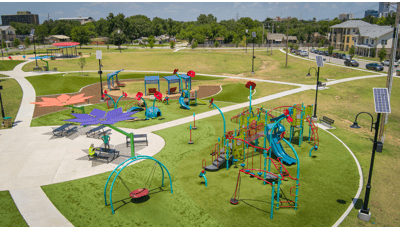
343, 55, 352, 60
314, 49, 319, 54
337, 53, 346, 59
18, 45, 25, 50
332, 53, 339, 58
344, 59, 359, 67
318, 50, 324, 55
381, 59, 399, 67
296, 50, 302, 55
310, 49, 315, 53
366, 63, 384, 71
300, 51, 308, 57
324, 51, 329, 56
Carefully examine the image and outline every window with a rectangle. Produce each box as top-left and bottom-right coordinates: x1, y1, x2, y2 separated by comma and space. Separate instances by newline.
353, 29, 356, 33
382, 40, 387, 45
366, 39, 369, 44
371, 39, 374, 45
347, 37, 350, 43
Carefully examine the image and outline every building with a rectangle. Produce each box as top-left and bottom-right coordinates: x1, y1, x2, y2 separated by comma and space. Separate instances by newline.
378, 2, 390, 17
1, 11, 39, 26
364, 10, 379, 18
330, 20, 394, 58
267, 33, 297, 44
0, 25, 17, 47
339, 13, 354, 21
58, 16, 95, 25
46, 35, 70, 44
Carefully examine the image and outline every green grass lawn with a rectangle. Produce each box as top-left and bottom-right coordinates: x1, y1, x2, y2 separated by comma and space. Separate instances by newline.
1, 78, 23, 128
0, 191, 28, 227
257, 77, 400, 227
0, 74, 9, 77
0, 60, 25, 71
26, 72, 224, 96
76, 46, 174, 54
41, 103, 358, 226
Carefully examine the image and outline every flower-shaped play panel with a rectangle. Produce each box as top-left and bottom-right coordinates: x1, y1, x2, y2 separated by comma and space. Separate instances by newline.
64, 108, 138, 126
31, 93, 93, 107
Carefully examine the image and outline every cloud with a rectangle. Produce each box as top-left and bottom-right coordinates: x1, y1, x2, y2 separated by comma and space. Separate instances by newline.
164, 4, 183, 14
233, 2, 241, 8
190, 8, 199, 13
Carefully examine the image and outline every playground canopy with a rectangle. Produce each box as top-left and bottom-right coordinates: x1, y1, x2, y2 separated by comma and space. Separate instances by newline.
180, 74, 192, 90
144, 76, 160, 95
107, 69, 124, 90
163, 75, 181, 95
51, 42, 80, 58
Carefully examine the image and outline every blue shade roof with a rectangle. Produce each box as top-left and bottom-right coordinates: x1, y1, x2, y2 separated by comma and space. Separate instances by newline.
163, 75, 180, 81
180, 74, 191, 80
145, 76, 159, 81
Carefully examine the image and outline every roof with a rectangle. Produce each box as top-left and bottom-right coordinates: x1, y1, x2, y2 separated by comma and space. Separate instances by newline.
52, 42, 80, 47
49, 35, 70, 39
59, 17, 93, 20
330, 20, 373, 28
0, 25, 14, 31
285, 35, 298, 40
267, 33, 285, 40
180, 74, 191, 80
163, 75, 179, 81
144, 76, 159, 82
358, 25, 393, 39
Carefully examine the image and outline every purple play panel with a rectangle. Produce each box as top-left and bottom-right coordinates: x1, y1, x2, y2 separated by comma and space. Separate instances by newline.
65, 108, 138, 126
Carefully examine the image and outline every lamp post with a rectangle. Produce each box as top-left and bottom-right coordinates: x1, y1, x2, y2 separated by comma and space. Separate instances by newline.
117, 29, 121, 53
31, 29, 38, 68
251, 32, 256, 74
306, 67, 320, 119
245, 29, 248, 53
350, 111, 383, 222
0, 81, 5, 119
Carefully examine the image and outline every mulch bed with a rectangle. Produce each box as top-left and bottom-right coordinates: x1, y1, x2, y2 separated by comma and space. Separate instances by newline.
32, 79, 222, 118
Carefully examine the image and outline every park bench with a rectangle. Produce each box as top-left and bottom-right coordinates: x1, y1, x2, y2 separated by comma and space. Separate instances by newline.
320, 116, 334, 128
52, 123, 77, 137
167, 87, 177, 94
85, 125, 111, 138
88, 147, 120, 163
148, 88, 157, 94
126, 134, 148, 147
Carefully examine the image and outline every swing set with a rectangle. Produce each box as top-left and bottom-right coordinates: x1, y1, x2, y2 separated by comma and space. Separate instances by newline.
104, 155, 173, 214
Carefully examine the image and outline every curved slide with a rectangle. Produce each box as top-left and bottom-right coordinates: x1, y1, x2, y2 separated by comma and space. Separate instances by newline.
266, 123, 296, 165
179, 96, 190, 110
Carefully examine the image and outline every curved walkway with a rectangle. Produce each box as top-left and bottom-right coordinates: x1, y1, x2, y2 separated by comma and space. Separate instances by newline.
0, 57, 375, 227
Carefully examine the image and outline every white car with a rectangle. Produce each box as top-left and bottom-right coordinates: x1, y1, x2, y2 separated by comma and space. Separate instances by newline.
381, 59, 399, 67
300, 51, 308, 57
18, 45, 25, 50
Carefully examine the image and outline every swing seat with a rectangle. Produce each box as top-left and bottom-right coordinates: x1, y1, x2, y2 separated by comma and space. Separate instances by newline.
129, 188, 149, 199
230, 198, 239, 205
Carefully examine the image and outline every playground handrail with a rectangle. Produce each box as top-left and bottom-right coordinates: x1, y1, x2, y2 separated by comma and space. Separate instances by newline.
226, 136, 271, 152
274, 157, 298, 181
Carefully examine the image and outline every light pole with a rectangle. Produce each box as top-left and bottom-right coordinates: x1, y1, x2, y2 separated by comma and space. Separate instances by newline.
117, 29, 121, 53
350, 111, 383, 222
0, 81, 5, 119
308, 43, 310, 58
245, 29, 248, 54
251, 32, 256, 74
31, 29, 38, 68
306, 67, 320, 119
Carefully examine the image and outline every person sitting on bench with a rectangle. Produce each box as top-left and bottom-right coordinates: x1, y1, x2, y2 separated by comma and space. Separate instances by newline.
101, 132, 111, 149
88, 144, 99, 157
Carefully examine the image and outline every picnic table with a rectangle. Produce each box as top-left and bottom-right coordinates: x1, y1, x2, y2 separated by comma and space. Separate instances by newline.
52, 123, 77, 137
91, 147, 120, 163
85, 125, 111, 138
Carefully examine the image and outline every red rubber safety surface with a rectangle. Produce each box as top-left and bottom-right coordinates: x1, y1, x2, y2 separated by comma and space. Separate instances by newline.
129, 188, 149, 199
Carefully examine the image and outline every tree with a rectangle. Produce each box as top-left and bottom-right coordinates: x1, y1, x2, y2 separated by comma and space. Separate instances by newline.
78, 58, 86, 76
349, 46, 355, 59
34, 25, 49, 43
214, 41, 219, 48
371, 47, 377, 58
328, 45, 335, 56
149, 40, 154, 48
170, 41, 175, 49
13, 38, 20, 47
294, 44, 299, 50
24, 37, 31, 48
71, 26, 91, 48
109, 29, 127, 49
191, 41, 198, 49
378, 46, 387, 62
377, 16, 387, 25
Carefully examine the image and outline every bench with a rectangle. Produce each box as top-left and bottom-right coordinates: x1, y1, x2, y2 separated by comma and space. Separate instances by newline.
86, 125, 111, 138
126, 134, 148, 147
167, 87, 177, 94
148, 88, 157, 94
52, 123, 77, 137
320, 116, 334, 128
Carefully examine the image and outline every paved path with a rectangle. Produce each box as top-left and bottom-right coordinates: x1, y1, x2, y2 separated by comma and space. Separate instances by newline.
0, 55, 378, 226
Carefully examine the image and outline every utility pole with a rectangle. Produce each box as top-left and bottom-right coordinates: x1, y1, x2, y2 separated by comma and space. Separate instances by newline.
262, 23, 265, 45
285, 22, 289, 68
379, 2, 400, 143
271, 22, 274, 55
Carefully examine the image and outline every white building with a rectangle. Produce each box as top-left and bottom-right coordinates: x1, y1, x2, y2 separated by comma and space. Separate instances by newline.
339, 13, 354, 21
59, 16, 95, 24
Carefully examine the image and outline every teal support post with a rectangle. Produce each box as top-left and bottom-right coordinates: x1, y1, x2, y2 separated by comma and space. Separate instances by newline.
282, 138, 300, 210
276, 175, 281, 210
199, 171, 207, 187
211, 102, 226, 136
271, 181, 275, 219
104, 94, 116, 108
249, 85, 252, 114
225, 138, 229, 170
263, 121, 268, 181
115, 94, 126, 109
309, 145, 318, 157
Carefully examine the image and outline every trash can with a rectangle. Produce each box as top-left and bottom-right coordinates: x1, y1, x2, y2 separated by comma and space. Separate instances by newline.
397, 70, 400, 76
3, 117, 12, 128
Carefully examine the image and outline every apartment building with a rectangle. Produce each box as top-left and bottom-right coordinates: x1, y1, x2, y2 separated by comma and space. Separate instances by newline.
330, 20, 394, 58
1, 11, 39, 26
0, 25, 17, 47
58, 16, 95, 25
339, 13, 354, 21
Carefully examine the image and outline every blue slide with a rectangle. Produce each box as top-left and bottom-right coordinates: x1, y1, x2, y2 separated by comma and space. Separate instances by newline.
179, 96, 190, 110
127, 106, 144, 112
266, 123, 296, 165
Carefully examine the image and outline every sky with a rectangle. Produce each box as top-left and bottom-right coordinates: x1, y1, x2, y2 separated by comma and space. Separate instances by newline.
0, 1, 384, 24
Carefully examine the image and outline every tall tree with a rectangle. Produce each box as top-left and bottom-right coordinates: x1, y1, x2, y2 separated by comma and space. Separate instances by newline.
71, 26, 90, 48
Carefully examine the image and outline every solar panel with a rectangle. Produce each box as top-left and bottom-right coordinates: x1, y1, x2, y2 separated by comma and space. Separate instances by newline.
316, 55, 324, 67
373, 88, 391, 113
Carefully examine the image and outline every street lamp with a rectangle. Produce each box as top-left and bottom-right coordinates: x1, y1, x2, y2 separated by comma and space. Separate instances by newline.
245, 29, 248, 54
117, 29, 121, 53
350, 111, 383, 222
0, 81, 5, 119
31, 29, 38, 68
251, 32, 256, 74
306, 67, 321, 119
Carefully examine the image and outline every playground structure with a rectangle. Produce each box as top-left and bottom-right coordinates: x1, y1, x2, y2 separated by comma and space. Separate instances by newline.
107, 69, 125, 91
31, 93, 93, 114
102, 90, 127, 110
179, 89, 207, 110
144, 76, 160, 96
104, 155, 173, 214
136, 91, 162, 120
